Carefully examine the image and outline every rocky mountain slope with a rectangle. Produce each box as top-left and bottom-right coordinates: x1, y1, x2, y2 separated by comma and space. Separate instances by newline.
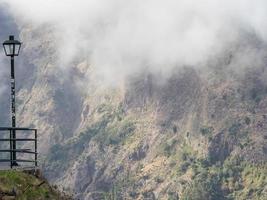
1, 11, 267, 200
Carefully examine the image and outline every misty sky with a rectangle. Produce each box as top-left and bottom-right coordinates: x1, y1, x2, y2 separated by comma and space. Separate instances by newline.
1, 0, 267, 82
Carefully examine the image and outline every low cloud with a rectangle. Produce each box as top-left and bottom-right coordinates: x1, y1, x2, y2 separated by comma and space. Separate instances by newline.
1, 0, 267, 83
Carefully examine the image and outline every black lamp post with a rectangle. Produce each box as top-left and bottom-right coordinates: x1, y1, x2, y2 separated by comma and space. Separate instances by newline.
2, 35, 21, 167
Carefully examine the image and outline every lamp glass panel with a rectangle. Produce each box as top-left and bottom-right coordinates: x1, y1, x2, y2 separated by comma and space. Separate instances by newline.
8, 44, 14, 55
14, 44, 21, 55
3, 44, 8, 56
3, 44, 12, 56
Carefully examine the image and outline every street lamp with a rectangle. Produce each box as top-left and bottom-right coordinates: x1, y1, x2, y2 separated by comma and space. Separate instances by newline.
2, 35, 22, 167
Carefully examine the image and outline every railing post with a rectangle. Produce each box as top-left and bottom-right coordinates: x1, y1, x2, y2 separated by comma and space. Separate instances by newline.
9, 129, 12, 169
34, 129, 37, 167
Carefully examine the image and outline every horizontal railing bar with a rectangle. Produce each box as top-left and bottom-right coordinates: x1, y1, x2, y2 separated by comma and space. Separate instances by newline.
0, 159, 37, 163
0, 148, 30, 151
0, 139, 36, 141
0, 127, 37, 131
0, 150, 37, 154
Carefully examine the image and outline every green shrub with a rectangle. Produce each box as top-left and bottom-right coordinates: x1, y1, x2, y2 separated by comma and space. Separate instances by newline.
103, 119, 135, 146
168, 191, 179, 200
200, 126, 214, 136
244, 117, 251, 125
228, 123, 241, 135
161, 139, 177, 157
154, 176, 164, 183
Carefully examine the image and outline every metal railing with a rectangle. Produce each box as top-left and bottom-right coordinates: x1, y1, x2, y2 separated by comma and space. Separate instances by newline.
0, 127, 37, 168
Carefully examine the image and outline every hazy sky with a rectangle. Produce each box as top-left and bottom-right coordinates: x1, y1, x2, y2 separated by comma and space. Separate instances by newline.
1, 0, 267, 82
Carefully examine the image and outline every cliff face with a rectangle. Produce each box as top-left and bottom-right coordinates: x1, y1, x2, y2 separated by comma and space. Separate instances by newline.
1, 14, 267, 200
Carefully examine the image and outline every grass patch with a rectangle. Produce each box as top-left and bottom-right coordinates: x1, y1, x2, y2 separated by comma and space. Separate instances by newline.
0, 170, 68, 200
